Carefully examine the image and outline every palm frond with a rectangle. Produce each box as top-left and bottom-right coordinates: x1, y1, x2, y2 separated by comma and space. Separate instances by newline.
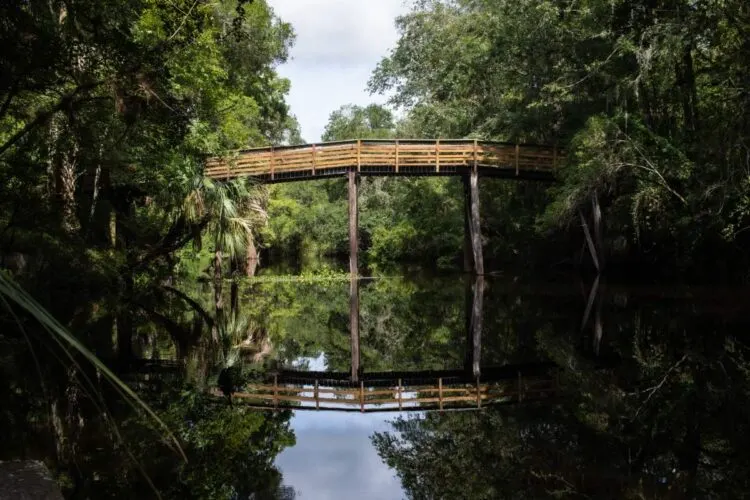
0, 272, 187, 462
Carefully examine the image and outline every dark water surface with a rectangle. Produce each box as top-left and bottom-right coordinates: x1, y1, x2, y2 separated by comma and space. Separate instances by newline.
2, 266, 750, 499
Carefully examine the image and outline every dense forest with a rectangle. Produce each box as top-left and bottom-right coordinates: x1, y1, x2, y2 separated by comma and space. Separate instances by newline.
1, 0, 750, 498
265, 0, 750, 282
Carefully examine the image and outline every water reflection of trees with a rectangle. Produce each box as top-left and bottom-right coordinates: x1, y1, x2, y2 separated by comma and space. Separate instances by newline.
373, 296, 750, 499
0, 274, 296, 499
0, 340, 295, 498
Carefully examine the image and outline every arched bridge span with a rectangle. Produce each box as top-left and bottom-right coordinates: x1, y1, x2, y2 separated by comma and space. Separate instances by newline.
205, 139, 569, 279
205, 139, 561, 182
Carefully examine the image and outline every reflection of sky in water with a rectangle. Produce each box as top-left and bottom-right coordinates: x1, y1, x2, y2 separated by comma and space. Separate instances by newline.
275, 355, 404, 499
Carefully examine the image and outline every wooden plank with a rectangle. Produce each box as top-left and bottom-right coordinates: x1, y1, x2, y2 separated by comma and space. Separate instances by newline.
205, 140, 564, 180
406, 386, 488, 395
234, 393, 348, 404
438, 377, 443, 410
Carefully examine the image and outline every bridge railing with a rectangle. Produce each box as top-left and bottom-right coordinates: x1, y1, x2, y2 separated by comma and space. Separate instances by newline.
205, 139, 561, 180
217, 373, 559, 412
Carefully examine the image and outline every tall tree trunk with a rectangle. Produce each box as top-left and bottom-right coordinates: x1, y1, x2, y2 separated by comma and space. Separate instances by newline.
50, 114, 79, 235
245, 237, 259, 277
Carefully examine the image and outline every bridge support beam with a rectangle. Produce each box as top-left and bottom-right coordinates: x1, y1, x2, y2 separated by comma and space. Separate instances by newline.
462, 177, 474, 273
350, 276, 360, 382
348, 169, 360, 382
463, 172, 484, 275
465, 275, 484, 379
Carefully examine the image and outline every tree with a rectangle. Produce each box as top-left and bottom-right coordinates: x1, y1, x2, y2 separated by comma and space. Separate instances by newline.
369, 0, 750, 279
321, 104, 396, 142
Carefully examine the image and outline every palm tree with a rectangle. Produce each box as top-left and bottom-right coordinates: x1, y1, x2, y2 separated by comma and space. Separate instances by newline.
180, 175, 268, 339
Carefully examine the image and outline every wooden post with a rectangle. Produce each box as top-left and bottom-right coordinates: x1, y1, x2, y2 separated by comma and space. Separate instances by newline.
348, 169, 359, 278
438, 377, 443, 411
398, 378, 403, 411
468, 170, 484, 275
462, 176, 474, 273
356, 140, 361, 172
515, 143, 520, 176
395, 139, 399, 173
274, 374, 278, 409
311, 144, 316, 176
473, 139, 478, 173
349, 170, 360, 382
435, 139, 440, 173
476, 377, 481, 408
271, 146, 274, 180
360, 380, 365, 413
464, 275, 473, 375
315, 379, 319, 410
470, 275, 483, 379
350, 277, 360, 382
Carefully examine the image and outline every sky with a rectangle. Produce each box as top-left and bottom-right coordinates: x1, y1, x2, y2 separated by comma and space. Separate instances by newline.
268, 0, 410, 143
275, 412, 404, 500
264, 3, 411, 497
273, 350, 405, 500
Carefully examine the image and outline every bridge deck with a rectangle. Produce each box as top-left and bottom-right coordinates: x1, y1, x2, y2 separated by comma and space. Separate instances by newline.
205, 139, 561, 182
217, 366, 560, 413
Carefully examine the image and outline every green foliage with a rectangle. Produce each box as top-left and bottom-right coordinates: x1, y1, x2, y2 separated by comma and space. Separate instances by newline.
374, 294, 750, 499
322, 104, 396, 141
367, 0, 750, 278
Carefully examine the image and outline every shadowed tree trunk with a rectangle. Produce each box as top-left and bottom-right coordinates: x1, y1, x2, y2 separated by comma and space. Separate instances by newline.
213, 249, 223, 343
246, 237, 259, 277
49, 113, 79, 235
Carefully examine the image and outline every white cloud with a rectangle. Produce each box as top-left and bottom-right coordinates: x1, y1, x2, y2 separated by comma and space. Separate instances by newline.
268, 0, 410, 142
276, 412, 403, 500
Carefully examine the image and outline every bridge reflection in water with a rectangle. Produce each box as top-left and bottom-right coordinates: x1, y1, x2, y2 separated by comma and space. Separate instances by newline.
226, 367, 560, 413
222, 275, 560, 413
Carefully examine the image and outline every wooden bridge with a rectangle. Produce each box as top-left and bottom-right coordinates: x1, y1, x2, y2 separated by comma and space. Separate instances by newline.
205, 139, 565, 279
221, 366, 560, 413
205, 139, 560, 182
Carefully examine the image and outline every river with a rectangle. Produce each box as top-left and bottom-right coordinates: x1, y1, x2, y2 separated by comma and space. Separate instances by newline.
2, 262, 749, 498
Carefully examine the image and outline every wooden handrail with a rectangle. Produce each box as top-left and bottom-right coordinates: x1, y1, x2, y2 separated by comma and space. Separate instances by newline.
205, 139, 563, 181
225, 373, 559, 412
